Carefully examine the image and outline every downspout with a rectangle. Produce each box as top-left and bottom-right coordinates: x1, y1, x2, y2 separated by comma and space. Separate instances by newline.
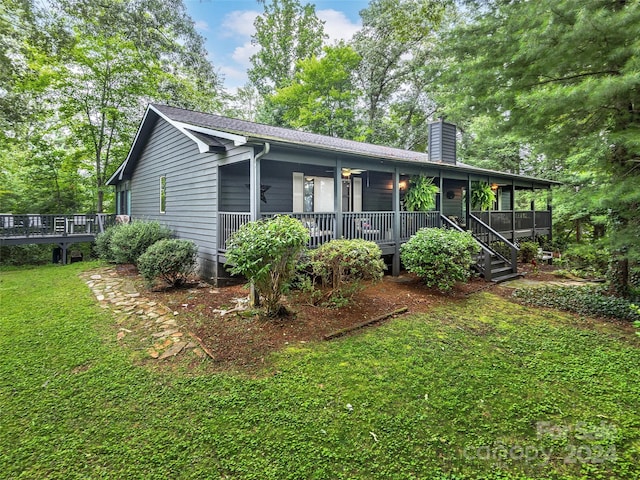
255, 142, 270, 162
250, 142, 270, 221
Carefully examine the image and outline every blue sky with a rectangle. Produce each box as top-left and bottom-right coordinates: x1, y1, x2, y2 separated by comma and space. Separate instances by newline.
184, 0, 370, 91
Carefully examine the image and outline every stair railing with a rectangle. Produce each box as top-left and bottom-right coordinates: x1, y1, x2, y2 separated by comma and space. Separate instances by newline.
468, 214, 519, 275
441, 215, 495, 280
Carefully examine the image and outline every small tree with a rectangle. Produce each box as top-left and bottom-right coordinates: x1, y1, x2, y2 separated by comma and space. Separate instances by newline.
400, 228, 480, 291
137, 239, 198, 288
309, 239, 385, 304
226, 215, 310, 317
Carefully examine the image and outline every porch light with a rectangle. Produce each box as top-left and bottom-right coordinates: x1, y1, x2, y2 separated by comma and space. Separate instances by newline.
399, 181, 407, 190
341, 168, 352, 178
491, 183, 499, 191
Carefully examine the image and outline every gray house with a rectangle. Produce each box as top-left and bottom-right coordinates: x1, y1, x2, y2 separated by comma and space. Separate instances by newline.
107, 104, 556, 284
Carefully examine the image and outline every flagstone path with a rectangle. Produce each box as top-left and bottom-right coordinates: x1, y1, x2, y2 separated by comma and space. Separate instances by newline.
81, 267, 204, 361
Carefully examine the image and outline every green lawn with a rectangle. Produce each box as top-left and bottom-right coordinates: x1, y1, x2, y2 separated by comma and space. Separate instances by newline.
1, 264, 639, 479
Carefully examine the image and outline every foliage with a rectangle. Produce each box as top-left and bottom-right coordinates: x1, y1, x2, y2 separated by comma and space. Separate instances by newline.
513, 286, 640, 322
1, 0, 223, 214
225, 215, 310, 317
3, 266, 640, 478
400, 227, 480, 291
436, 0, 640, 294
269, 44, 362, 139
518, 241, 539, 264
352, 0, 447, 149
404, 176, 439, 212
470, 182, 496, 211
137, 238, 197, 288
249, 0, 326, 98
109, 220, 172, 266
0, 244, 51, 266
561, 243, 609, 278
308, 239, 385, 304
94, 224, 121, 263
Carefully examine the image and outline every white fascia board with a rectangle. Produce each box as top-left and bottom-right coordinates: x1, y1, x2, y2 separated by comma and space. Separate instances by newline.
172, 121, 248, 147
149, 106, 211, 154
106, 107, 153, 185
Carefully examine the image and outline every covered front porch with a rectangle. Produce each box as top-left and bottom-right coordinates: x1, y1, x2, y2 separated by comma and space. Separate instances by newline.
216, 155, 553, 278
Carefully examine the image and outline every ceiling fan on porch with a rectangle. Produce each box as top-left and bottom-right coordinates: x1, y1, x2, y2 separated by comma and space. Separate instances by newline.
340, 168, 366, 177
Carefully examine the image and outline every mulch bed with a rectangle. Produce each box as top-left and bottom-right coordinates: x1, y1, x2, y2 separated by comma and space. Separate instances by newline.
143, 273, 490, 371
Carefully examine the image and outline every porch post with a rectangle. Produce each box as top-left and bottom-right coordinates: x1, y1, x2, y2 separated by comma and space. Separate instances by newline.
531, 183, 536, 239
392, 167, 401, 276
249, 154, 260, 221
547, 188, 553, 242
438, 170, 444, 222
249, 152, 260, 306
466, 174, 472, 227
335, 158, 343, 238
512, 178, 516, 239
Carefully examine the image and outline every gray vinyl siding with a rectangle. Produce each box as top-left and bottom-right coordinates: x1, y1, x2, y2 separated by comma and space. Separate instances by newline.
363, 171, 393, 211
501, 189, 512, 210
130, 117, 218, 280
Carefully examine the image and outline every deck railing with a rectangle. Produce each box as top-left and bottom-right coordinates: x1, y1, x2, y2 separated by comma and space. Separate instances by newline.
0, 213, 116, 238
220, 210, 443, 251
471, 210, 551, 235
218, 212, 251, 250
399, 211, 441, 242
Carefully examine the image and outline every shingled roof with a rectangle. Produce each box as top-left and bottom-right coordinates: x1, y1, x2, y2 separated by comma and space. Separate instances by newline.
151, 104, 432, 164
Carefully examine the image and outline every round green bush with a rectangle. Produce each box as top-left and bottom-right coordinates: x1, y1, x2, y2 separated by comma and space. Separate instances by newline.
137, 239, 198, 288
518, 241, 539, 263
400, 227, 480, 291
226, 215, 310, 317
310, 238, 385, 301
94, 224, 122, 263
109, 220, 172, 265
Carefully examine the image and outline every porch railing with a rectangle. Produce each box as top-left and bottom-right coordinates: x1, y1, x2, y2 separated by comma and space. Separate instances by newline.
0, 213, 115, 238
218, 212, 251, 250
471, 210, 551, 235
262, 212, 336, 248
220, 210, 442, 251
399, 211, 441, 242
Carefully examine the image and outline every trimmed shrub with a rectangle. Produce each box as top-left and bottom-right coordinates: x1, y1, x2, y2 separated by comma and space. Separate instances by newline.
226, 215, 310, 317
137, 239, 198, 288
109, 220, 172, 265
400, 227, 480, 291
309, 239, 385, 304
94, 224, 122, 263
512, 285, 640, 322
518, 241, 539, 263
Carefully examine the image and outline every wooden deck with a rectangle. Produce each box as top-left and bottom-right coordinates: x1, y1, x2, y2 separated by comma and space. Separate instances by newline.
0, 214, 117, 261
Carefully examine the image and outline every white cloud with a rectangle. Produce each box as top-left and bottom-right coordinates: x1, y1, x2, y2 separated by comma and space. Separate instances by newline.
220, 65, 248, 81
194, 20, 209, 32
221, 10, 260, 38
317, 9, 362, 43
232, 41, 260, 69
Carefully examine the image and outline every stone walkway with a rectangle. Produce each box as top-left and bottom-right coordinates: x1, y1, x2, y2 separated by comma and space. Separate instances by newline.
81, 267, 204, 361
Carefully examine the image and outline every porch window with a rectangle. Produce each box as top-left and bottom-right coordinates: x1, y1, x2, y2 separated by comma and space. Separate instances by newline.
159, 176, 166, 213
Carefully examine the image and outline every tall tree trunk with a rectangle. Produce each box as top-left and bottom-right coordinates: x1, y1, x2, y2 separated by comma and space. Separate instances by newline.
608, 257, 629, 298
